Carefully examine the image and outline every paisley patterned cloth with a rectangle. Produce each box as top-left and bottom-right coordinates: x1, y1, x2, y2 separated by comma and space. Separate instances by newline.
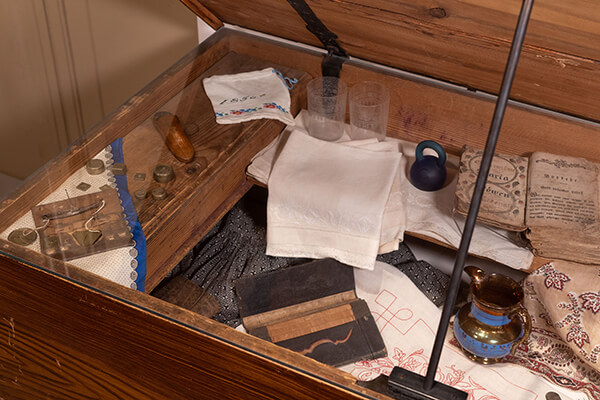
507, 261, 600, 399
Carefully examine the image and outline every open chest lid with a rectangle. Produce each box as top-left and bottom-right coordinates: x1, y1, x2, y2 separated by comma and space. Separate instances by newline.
182, 0, 600, 123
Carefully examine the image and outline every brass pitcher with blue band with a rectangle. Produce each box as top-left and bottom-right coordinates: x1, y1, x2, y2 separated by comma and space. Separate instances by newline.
453, 266, 532, 364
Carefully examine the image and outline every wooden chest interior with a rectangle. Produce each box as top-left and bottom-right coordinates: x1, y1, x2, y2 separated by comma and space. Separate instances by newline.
1, 1, 600, 398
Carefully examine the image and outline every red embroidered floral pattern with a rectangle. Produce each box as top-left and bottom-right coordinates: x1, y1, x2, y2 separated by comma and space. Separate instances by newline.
556, 292, 592, 350
580, 291, 600, 314
512, 317, 600, 397
534, 263, 571, 290
511, 262, 600, 400
351, 347, 501, 399
566, 325, 591, 349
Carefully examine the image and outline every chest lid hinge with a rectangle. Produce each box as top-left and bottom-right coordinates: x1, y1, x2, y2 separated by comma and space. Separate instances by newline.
285, 0, 348, 77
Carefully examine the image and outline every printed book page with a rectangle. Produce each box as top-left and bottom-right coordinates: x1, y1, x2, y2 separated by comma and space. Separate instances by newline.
525, 152, 600, 264
526, 152, 599, 231
454, 146, 528, 231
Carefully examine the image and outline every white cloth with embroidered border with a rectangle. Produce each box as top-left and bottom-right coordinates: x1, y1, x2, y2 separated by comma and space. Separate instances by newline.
249, 111, 533, 271
202, 67, 295, 125
266, 129, 402, 270
339, 261, 585, 400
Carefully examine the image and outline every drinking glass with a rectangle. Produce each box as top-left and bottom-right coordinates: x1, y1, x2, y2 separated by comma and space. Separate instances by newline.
349, 81, 390, 141
306, 77, 347, 141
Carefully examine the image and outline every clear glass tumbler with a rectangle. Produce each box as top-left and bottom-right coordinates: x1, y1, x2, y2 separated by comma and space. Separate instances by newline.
306, 77, 348, 141
349, 81, 390, 141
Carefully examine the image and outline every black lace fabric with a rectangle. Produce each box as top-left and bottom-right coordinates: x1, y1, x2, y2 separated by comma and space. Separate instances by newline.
159, 187, 450, 327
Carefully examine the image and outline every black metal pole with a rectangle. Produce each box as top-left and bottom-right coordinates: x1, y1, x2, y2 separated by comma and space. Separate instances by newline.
423, 0, 535, 391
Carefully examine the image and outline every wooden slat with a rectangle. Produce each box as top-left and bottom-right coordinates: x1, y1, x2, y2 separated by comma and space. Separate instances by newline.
243, 291, 357, 331
228, 30, 600, 163
191, 0, 600, 121
179, 0, 223, 30
152, 275, 221, 317
0, 245, 392, 399
267, 304, 356, 343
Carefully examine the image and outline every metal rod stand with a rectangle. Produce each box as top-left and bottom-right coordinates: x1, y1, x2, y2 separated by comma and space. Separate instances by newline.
423, 0, 535, 391
388, 1, 535, 398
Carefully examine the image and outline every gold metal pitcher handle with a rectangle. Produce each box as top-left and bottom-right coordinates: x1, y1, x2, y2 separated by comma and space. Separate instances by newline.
509, 305, 532, 355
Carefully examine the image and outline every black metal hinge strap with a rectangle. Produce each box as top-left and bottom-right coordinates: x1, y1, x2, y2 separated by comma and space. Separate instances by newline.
285, 0, 348, 77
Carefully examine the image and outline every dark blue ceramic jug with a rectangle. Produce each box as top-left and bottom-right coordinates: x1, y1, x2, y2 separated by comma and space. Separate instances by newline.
409, 140, 447, 191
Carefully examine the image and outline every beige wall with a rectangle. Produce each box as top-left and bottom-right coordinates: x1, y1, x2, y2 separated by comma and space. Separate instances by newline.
0, 0, 200, 181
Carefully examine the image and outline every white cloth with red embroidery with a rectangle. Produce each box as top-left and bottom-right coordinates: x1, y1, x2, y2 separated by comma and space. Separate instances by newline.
203, 67, 295, 125
339, 261, 585, 400
526, 261, 600, 371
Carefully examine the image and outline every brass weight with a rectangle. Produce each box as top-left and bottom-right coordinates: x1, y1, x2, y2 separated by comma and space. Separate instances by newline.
8, 228, 38, 246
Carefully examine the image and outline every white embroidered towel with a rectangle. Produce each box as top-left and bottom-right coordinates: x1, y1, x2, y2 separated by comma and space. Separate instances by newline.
340, 261, 583, 400
251, 110, 532, 270
266, 130, 402, 270
247, 109, 361, 183
203, 67, 295, 125
248, 110, 405, 254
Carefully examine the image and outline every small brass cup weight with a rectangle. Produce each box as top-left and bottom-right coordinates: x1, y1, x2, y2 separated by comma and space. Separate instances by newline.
153, 165, 174, 183
453, 266, 532, 364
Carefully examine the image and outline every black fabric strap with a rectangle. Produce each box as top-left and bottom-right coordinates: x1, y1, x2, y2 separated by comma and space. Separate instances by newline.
285, 0, 347, 77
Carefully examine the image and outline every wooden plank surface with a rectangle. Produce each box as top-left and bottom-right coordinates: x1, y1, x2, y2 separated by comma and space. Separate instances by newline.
188, 0, 600, 121
0, 248, 393, 399
228, 30, 600, 163
0, 238, 359, 390
179, 0, 223, 30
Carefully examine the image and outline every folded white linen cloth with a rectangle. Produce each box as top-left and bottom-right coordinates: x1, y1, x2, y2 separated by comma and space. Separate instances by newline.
248, 110, 405, 254
203, 67, 295, 125
397, 140, 534, 270
248, 111, 533, 270
340, 261, 585, 400
266, 130, 402, 270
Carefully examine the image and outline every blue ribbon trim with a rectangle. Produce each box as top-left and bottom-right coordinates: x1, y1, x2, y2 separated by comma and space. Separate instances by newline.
110, 138, 147, 292
273, 69, 298, 90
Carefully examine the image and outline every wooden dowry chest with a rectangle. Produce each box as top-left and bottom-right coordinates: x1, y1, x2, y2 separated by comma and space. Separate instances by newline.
1, 0, 599, 398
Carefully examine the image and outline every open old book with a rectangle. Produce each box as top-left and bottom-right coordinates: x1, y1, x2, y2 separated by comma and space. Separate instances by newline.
454, 146, 600, 265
